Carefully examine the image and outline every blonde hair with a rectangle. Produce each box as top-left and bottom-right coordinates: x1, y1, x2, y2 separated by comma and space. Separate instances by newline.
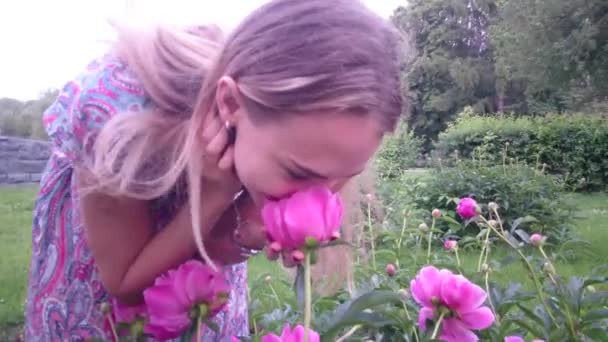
89, 0, 403, 284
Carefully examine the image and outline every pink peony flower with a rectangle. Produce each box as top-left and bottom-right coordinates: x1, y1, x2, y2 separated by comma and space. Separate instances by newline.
529, 233, 545, 247
143, 260, 231, 340
260, 324, 320, 342
444, 240, 458, 251
262, 186, 343, 250
505, 337, 524, 342
112, 298, 147, 323
457, 197, 478, 220
411, 266, 494, 342
504, 337, 545, 342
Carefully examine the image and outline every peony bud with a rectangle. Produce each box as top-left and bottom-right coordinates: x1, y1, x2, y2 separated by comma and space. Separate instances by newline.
487, 220, 499, 228
100, 302, 111, 315
529, 233, 546, 247
418, 223, 429, 232
443, 240, 457, 251
488, 202, 499, 211
264, 275, 272, 284
385, 263, 396, 277
432, 209, 442, 218
398, 289, 410, 301
481, 263, 490, 273
543, 261, 556, 276
265, 242, 282, 261
270, 241, 282, 253
291, 250, 305, 263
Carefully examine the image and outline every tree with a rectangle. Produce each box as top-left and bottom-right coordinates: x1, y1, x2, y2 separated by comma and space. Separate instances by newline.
491, 0, 608, 113
392, 0, 500, 147
0, 89, 58, 139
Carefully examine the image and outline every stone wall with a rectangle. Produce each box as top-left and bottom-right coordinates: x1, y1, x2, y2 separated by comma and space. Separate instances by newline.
0, 136, 50, 184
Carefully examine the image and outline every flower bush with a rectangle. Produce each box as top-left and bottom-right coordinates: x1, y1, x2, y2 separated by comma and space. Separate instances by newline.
95, 186, 608, 342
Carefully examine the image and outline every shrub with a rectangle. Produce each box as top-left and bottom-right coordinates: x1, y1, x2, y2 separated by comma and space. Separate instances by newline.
375, 122, 423, 179
380, 161, 576, 241
434, 109, 608, 191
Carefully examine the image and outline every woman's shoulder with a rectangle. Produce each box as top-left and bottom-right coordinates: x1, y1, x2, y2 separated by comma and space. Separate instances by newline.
43, 52, 152, 162
72, 53, 150, 112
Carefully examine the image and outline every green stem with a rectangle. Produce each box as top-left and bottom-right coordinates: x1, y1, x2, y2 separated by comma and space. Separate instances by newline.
484, 271, 499, 326
396, 214, 408, 268
268, 283, 281, 306
367, 202, 376, 270
477, 227, 491, 272
426, 218, 436, 264
403, 303, 420, 342
196, 305, 203, 342
106, 314, 119, 342
454, 248, 461, 268
539, 247, 576, 337
304, 251, 312, 342
480, 217, 558, 326
430, 311, 447, 340
426, 230, 433, 265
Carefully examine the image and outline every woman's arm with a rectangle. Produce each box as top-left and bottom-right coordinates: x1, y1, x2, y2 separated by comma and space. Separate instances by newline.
77, 169, 233, 304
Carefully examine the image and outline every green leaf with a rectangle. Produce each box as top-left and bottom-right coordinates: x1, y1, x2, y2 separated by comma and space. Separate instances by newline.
516, 304, 545, 330
511, 318, 545, 339
582, 309, 608, 323
375, 249, 398, 260
321, 290, 404, 340
439, 215, 461, 227
510, 216, 538, 232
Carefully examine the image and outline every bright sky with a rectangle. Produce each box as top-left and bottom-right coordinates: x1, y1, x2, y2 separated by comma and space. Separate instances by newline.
0, 0, 405, 101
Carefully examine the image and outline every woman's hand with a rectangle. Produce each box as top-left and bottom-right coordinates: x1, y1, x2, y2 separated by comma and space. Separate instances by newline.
200, 113, 241, 199
205, 193, 267, 265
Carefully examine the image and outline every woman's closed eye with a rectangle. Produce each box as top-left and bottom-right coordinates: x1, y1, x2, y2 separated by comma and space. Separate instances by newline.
285, 168, 311, 181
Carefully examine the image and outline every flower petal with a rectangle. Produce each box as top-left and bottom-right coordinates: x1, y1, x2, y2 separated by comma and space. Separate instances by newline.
184, 264, 215, 304
262, 200, 287, 243
143, 284, 187, 316
440, 318, 479, 342
456, 277, 488, 312
283, 190, 326, 245
459, 306, 495, 330
259, 333, 282, 342
144, 313, 190, 339
412, 266, 453, 307
417, 307, 435, 331
286, 324, 320, 342
504, 336, 525, 342
441, 274, 487, 313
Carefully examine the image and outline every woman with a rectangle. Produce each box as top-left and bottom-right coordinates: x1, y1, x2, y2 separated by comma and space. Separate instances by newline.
25, 0, 403, 340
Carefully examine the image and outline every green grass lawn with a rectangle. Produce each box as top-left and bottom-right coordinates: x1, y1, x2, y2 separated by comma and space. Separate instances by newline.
0, 186, 606, 338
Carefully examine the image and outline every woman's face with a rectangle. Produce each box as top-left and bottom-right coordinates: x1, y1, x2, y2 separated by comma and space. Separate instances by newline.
232, 109, 384, 206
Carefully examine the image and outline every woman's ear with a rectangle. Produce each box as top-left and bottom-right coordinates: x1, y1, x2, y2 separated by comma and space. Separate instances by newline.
216, 76, 244, 125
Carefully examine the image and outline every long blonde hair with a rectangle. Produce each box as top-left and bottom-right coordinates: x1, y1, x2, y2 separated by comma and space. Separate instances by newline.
89, 0, 404, 283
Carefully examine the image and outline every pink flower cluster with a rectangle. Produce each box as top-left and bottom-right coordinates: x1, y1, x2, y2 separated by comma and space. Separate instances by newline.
411, 266, 495, 341
505, 336, 545, 342
112, 260, 230, 340
261, 324, 320, 342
